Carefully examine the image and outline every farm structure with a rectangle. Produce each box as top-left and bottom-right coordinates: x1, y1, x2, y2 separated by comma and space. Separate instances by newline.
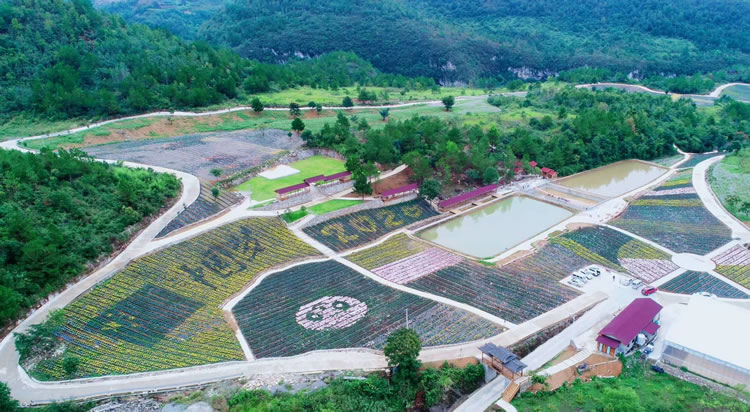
612, 170, 733, 255
480, 343, 527, 379
541, 167, 558, 179
274, 171, 352, 200
231, 260, 504, 358
303, 200, 439, 251
85, 129, 300, 181
438, 184, 499, 210
29, 218, 321, 380
381, 183, 418, 201
157, 183, 242, 238
596, 298, 662, 356
659, 271, 749, 299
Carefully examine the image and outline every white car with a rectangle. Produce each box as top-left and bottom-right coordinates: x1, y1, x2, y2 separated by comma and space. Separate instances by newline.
568, 278, 585, 287
631, 280, 644, 289
620, 278, 632, 286
572, 273, 587, 282
580, 270, 594, 280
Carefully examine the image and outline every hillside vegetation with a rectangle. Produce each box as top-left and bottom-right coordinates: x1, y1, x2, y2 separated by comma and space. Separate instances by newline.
0, 149, 179, 327
196, 0, 750, 84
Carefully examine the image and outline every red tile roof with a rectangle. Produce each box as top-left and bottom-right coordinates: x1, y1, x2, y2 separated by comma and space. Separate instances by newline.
275, 182, 309, 194
381, 183, 418, 197
304, 175, 326, 184
439, 184, 499, 208
324, 171, 352, 181
514, 167, 522, 174
529, 161, 538, 168
598, 298, 662, 345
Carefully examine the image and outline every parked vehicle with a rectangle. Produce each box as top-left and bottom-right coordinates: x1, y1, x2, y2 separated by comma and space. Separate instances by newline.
641, 286, 658, 296
591, 267, 601, 277
631, 279, 644, 289
620, 278, 632, 286
652, 364, 665, 373
569, 278, 585, 287
572, 273, 587, 282
580, 270, 594, 280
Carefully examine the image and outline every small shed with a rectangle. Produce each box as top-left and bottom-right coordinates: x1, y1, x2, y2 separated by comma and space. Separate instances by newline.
529, 160, 538, 168
479, 343, 526, 378
381, 183, 418, 201
275, 182, 310, 200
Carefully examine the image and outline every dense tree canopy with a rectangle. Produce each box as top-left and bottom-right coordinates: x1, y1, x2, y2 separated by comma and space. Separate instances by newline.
0, 149, 179, 326
198, 0, 750, 84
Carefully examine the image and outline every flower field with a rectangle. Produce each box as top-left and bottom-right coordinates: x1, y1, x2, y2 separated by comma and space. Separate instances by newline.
712, 244, 750, 288
550, 226, 678, 283
303, 200, 439, 251
371, 248, 464, 285
31, 218, 321, 380
231, 260, 504, 358
659, 271, 749, 299
346, 233, 429, 269
612, 171, 732, 254
406, 260, 581, 324
157, 183, 242, 238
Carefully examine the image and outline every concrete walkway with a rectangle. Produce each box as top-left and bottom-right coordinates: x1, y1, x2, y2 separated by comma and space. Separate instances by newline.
453, 375, 509, 412
692, 156, 750, 242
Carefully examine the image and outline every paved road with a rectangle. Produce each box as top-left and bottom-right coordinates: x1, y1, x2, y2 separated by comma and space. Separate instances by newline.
575, 82, 750, 99
453, 375, 509, 412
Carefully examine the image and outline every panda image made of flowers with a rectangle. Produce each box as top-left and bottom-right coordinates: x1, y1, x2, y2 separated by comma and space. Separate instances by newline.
295, 296, 368, 331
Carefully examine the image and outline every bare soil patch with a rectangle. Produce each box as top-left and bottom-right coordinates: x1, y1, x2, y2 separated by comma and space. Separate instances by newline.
372, 168, 414, 195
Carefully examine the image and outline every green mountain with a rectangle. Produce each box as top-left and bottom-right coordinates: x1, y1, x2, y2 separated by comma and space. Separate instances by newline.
195, 0, 750, 83
93, 0, 221, 40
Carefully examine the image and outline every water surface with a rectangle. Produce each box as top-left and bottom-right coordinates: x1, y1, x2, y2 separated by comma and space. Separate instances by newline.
557, 160, 665, 197
419, 196, 572, 258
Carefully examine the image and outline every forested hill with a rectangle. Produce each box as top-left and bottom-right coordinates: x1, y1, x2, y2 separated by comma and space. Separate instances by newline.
196, 0, 750, 84
0, 0, 415, 122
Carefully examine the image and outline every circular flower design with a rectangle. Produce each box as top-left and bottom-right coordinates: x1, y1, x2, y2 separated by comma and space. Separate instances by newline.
295, 296, 367, 331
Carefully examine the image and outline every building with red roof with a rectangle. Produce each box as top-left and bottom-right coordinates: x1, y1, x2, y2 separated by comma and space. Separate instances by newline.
381, 183, 418, 201
275, 182, 310, 200
529, 160, 538, 168
596, 298, 662, 356
439, 184, 499, 210
304, 175, 327, 185
323, 171, 352, 184
541, 167, 558, 179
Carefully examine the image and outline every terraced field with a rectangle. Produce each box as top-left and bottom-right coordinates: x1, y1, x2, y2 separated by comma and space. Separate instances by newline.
550, 225, 678, 283
679, 152, 725, 169
612, 171, 732, 255
659, 271, 748, 299
157, 183, 242, 237
712, 244, 750, 288
232, 260, 504, 358
31, 218, 320, 379
348, 234, 586, 324
303, 200, 439, 251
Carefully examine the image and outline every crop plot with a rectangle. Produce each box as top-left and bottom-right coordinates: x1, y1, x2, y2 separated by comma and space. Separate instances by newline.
612, 171, 732, 254
303, 200, 439, 251
157, 183, 242, 237
679, 152, 725, 169
31, 218, 320, 380
85, 129, 300, 180
232, 260, 504, 358
659, 271, 748, 299
712, 244, 750, 288
550, 226, 678, 283
346, 233, 429, 269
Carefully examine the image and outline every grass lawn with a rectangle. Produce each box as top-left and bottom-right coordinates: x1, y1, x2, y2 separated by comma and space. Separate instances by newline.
722, 84, 750, 101
309, 199, 363, 215
235, 156, 346, 201
0, 115, 85, 141
281, 208, 309, 223
511, 357, 746, 411
710, 149, 750, 221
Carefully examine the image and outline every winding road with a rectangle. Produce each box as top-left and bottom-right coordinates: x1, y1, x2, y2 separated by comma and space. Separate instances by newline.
1, 89, 749, 406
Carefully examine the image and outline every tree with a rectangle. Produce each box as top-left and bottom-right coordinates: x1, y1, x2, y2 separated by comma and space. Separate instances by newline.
442, 95, 455, 111
342, 96, 354, 108
483, 166, 499, 185
353, 171, 372, 198
307, 101, 317, 108
419, 179, 442, 200
0, 383, 18, 412
289, 102, 301, 117
315, 103, 323, 114
210, 168, 223, 177
211, 186, 220, 198
0, 286, 23, 325
379, 108, 390, 121
291, 117, 306, 133
63, 356, 80, 378
251, 97, 264, 112
384, 328, 422, 385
